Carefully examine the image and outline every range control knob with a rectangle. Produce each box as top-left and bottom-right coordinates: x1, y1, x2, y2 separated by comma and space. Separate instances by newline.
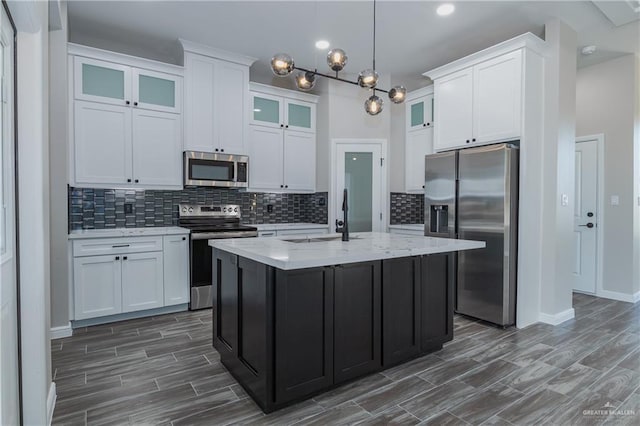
188, 207, 193, 213
182, 207, 187, 213
234, 207, 238, 212
223, 207, 227, 212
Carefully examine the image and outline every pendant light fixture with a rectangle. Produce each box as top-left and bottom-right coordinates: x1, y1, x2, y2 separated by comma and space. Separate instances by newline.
270, 0, 406, 115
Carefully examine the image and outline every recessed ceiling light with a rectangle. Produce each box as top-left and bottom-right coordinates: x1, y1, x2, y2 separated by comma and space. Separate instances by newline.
315, 40, 330, 50
436, 3, 455, 16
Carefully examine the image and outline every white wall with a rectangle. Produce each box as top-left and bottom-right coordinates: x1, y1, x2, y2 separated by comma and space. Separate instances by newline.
576, 54, 639, 300
49, 0, 69, 330
538, 20, 577, 322
9, 0, 54, 423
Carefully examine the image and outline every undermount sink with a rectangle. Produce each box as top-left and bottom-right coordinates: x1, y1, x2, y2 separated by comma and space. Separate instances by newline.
283, 236, 359, 243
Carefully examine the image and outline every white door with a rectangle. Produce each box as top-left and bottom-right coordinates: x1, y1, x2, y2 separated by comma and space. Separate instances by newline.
74, 56, 131, 107
434, 68, 473, 151
283, 131, 315, 191
0, 10, 19, 423
215, 60, 249, 154
132, 109, 182, 188
406, 95, 434, 131
121, 251, 164, 313
573, 140, 598, 293
132, 68, 181, 114
405, 127, 433, 193
74, 100, 132, 185
163, 235, 189, 306
473, 50, 522, 144
73, 255, 122, 320
284, 99, 315, 133
335, 143, 385, 232
250, 92, 283, 129
248, 125, 284, 190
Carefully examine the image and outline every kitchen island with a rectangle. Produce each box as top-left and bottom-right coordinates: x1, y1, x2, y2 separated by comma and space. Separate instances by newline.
209, 232, 485, 413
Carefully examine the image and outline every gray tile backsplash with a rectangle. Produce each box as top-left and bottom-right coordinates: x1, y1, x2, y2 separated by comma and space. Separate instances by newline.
69, 187, 328, 230
390, 193, 424, 225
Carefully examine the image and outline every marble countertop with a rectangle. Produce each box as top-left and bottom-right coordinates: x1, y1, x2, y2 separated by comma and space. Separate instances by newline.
209, 232, 485, 270
253, 223, 329, 231
388, 224, 425, 231
69, 226, 190, 240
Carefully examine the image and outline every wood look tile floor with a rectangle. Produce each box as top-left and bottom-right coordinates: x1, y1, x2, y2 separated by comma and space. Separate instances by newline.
52, 294, 640, 425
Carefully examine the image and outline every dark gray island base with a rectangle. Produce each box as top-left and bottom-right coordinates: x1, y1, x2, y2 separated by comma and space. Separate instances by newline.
212, 251, 453, 413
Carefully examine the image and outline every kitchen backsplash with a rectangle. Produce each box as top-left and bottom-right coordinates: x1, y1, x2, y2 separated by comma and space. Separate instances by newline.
390, 193, 424, 225
69, 187, 328, 230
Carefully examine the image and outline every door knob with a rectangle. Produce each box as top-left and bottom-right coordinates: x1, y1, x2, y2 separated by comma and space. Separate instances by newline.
578, 223, 595, 228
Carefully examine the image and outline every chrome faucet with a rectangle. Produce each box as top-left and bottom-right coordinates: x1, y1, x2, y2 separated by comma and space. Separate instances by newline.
335, 188, 349, 241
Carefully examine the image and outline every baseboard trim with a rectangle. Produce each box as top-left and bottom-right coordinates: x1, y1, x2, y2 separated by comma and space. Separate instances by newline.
539, 308, 575, 325
50, 322, 72, 340
71, 304, 189, 328
597, 289, 638, 303
47, 382, 57, 426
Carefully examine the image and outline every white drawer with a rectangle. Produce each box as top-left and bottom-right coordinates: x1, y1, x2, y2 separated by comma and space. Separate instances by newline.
73, 236, 163, 257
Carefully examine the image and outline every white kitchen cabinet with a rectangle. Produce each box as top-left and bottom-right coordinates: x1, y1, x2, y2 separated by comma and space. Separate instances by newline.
434, 69, 474, 151
183, 49, 253, 155
73, 255, 122, 320
405, 127, 434, 193
132, 109, 182, 188
69, 44, 183, 189
121, 251, 164, 313
283, 131, 316, 191
431, 49, 524, 152
74, 101, 132, 185
248, 83, 318, 193
407, 94, 434, 131
163, 235, 189, 306
472, 50, 522, 144
71, 230, 190, 322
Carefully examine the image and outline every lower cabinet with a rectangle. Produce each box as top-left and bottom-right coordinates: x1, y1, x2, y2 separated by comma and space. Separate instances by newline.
73, 255, 122, 320
163, 235, 190, 305
334, 262, 381, 383
212, 252, 452, 413
121, 251, 164, 313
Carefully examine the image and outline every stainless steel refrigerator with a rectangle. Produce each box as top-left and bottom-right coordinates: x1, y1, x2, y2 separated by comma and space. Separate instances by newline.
424, 144, 518, 327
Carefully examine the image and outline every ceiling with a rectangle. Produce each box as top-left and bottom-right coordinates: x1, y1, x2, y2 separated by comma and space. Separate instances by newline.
67, 1, 640, 91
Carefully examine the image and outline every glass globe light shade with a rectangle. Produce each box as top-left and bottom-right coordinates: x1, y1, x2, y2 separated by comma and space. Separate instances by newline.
358, 69, 379, 88
271, 53, 294, 76
327, 48, 348, 71
388, 85, 407, 104
295, 72, 316, 91
365, 94, 383, 115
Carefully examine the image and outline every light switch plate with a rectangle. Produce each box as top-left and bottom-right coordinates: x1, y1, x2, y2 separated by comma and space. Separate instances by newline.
611, 195, 620, 206
561, 194, 569, 206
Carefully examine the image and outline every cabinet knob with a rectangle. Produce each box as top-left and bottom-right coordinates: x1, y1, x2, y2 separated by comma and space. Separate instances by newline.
220, 149, 224, 152
127, 178, 132, 183
422, 185, 425, 189
423, 123, 426, 127
115, 256, 120, 260
285, 185, 288, 188
215, 148, 219, 152
280, 124, 284, 128
182, 237, 186, 240
123, 256, 128, 260
135, 179, 139, 183
466, 140, 470, 143
285, 125, 289, 128
472, 138, 476, 142
426, 122, 431, 127
125, 101, 130, 105
133, 102, 138, 106
280, 185, 284, 188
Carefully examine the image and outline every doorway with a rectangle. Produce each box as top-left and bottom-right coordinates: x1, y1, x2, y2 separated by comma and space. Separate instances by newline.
331, 139, 387, 233
0, 4, 19, 424
573, 135, 603, 295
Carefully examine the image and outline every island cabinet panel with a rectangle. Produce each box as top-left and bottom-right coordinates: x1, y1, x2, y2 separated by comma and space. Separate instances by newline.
382, 257, 421, 367
213, 250, 239, 355
334, 262, 382, 384
274, 267, 334, 405
421, 253, 454, 352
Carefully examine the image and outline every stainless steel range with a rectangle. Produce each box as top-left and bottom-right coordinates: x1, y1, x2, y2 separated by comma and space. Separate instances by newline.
179, 204, 257, 310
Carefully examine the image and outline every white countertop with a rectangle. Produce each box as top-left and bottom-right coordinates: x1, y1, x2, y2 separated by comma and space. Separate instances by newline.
388, 224, 425, 231
209, 232, 485, 270
253, 223, 329, 231
69, 226, 190, 240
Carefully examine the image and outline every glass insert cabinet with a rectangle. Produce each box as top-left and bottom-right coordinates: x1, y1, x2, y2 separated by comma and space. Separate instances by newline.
74, 56, 181, 114
250, 92, 315, 133
407, 95, 434, 131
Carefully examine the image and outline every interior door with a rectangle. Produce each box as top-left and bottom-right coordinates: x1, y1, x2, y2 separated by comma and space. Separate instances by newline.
0, 10, 19, 423
335, 143, 384, 232
573, 140, 598, 293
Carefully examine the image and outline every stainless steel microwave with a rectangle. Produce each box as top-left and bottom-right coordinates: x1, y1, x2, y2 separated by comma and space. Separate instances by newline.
183, 151, 249, 188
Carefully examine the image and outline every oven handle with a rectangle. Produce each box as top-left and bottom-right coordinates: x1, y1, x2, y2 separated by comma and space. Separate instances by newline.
191, 232, 258, 240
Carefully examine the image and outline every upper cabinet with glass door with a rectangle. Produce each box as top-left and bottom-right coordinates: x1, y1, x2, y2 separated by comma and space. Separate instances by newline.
406, 89, 434, 131
74, 56, 181, 114
250, 83, 316, 134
